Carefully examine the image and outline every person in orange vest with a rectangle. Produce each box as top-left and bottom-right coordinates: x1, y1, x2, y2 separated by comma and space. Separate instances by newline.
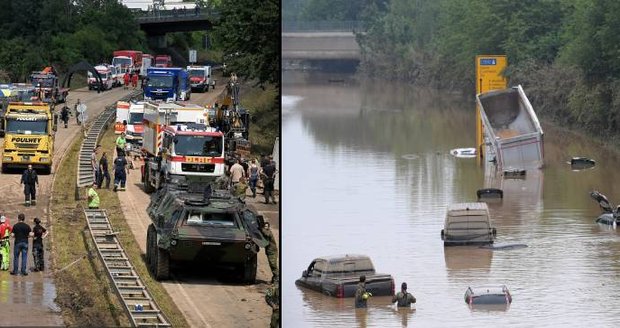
0, 215, 12, 271
123, 72, 130, 90
131, 72, 138, 89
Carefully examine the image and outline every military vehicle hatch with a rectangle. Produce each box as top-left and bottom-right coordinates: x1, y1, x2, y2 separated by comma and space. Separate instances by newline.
146, 185, 268, 282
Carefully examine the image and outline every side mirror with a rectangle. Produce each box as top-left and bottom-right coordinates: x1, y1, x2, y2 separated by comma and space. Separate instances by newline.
492, 228, 497, 237
123, 120, 127, 126
440, 229, 445, 240
302, 270, 308, 278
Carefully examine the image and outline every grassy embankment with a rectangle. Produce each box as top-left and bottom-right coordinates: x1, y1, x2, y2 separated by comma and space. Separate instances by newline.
240, 84, 279, 157
51, 120, 189, 327
207, 69, 279, 157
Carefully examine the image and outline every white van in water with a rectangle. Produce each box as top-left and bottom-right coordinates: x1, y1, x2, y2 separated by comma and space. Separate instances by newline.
441, 202, 496, 246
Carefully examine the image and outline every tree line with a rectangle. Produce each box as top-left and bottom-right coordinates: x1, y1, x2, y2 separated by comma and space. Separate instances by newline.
0, 0, 146, 81
291, 0, 620, 142
0, 0, 280, 89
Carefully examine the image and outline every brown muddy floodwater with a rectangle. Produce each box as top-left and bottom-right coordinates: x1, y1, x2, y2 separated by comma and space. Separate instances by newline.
282, 71, 620, 327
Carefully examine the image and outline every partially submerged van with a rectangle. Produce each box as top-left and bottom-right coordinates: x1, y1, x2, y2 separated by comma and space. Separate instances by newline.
441, 202, 496, 246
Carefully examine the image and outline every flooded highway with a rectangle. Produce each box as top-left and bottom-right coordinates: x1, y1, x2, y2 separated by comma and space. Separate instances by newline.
282, 71, 620, 327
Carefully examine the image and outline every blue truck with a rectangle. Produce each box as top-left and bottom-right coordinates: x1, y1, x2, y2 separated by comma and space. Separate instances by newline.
143, 67, 191, 101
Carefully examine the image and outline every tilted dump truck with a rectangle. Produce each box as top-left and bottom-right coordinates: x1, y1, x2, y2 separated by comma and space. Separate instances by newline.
141, 101, 225, 193
2, 101, 55, 173
476, 85, 544, 171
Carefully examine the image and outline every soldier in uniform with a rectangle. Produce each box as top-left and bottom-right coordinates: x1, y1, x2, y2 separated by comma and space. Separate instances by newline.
392, 282, 416, 307
31, 217, 48, 272
261, 218, 279, 283
354, 275, 371, 308
265, 283, 279, 328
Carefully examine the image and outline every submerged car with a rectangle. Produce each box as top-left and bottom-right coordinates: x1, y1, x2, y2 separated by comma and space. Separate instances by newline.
295, 254, 394, 298
441, 202, 496, 246
464, 285, 512, 305
145, 184, 268, 282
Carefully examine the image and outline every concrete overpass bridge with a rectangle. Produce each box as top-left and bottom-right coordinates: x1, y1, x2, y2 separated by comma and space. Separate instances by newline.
282, 21, 363, 62
132, 8, 218, 48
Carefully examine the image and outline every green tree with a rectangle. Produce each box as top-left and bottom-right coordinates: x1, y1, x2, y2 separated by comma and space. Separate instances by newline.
215, 0, 279, 87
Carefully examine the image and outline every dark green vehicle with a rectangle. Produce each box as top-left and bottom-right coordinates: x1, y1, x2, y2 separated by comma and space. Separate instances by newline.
145, 186, 268, 282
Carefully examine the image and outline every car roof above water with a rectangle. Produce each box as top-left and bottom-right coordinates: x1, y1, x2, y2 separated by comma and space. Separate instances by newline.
446, 202, 489, 217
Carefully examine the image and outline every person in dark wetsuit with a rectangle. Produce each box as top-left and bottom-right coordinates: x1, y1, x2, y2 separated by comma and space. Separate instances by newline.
31, 217, 48, 272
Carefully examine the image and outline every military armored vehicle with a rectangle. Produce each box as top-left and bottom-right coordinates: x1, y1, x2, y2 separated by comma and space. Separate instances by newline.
145, 184, 268, 282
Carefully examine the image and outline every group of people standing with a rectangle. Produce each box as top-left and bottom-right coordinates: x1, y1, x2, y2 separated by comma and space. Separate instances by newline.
87, 137, 131, 209
229, 154, 278, 204
355, 275, 416, 309
0, 213, 48, 276
123, 71, 139, 90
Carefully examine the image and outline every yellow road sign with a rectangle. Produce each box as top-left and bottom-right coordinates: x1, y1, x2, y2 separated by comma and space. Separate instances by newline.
476, 55, 507, 94
475, 55, 507, 160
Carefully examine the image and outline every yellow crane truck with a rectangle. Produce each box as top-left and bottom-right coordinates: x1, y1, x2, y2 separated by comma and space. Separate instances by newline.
1, 101, 55, 174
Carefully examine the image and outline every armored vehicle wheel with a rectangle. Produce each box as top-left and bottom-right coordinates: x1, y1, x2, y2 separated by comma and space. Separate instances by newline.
153, 246, 170, 280
241, 254, 257, 283
146, 224, 155, 265
144, 166, 155, 193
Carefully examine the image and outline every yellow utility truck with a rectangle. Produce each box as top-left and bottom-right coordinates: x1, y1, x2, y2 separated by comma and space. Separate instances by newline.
2, 101, 55, 173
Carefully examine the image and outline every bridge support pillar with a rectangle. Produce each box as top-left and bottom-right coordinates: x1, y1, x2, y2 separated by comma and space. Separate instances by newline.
148, 35, 167, 49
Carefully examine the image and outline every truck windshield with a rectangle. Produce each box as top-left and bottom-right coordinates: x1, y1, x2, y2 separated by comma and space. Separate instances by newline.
129, 112, 144, 124
13, 90, 36, 101
189, 70, 204, 77
31, 77, 54, 88
6, 119, 48, 135
147, 76, 174, 88
156, 59, 168, 66
184, 210, 236, 227
174, 135, 223, 156
112, 57, 132, 67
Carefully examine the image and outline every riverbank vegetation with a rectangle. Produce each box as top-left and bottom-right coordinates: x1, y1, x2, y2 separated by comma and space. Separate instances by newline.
361, 0, 620, 144
290, 0, 620, 145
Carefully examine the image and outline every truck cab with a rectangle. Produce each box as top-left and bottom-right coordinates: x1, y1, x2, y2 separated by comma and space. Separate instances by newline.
115, 100, 145, 148
160, 124, 225, 185
30, 69, 68, 104
2, 101, 54, 173
187, 66, 212, 92
113, 50, 143, 73
0, 84, 37, 136
155, 55, 172, 68
144, 67, 191, 101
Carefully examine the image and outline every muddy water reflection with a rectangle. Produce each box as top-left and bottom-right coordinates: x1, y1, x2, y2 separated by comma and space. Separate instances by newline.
283, 71, 620, 327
